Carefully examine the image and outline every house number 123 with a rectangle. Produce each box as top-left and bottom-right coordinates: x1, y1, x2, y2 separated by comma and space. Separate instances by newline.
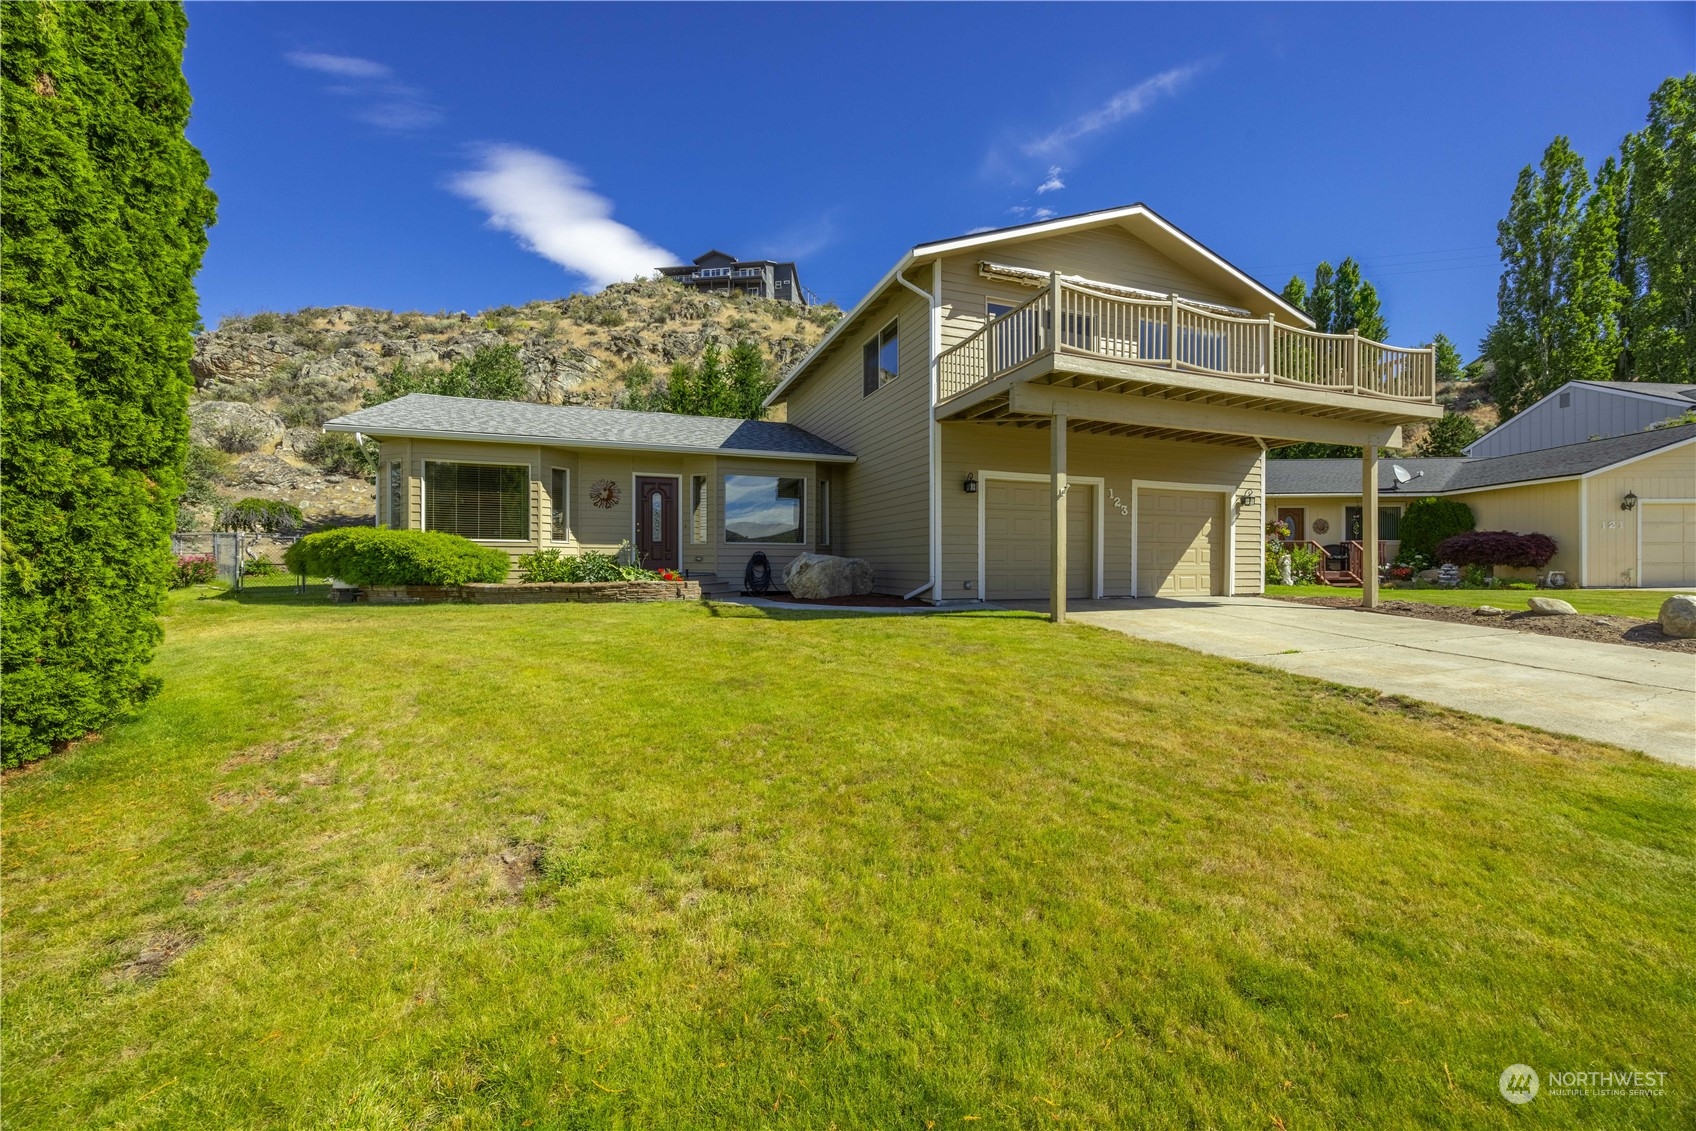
1599, 519, 1625, 530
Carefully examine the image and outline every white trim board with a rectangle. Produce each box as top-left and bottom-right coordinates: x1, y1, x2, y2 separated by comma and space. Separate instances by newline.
975, 470, 1107, 601
1130, 479, 1243, 598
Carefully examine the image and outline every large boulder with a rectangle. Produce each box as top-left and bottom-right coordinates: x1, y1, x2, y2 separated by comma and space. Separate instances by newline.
782, 553, 874, 599
1659, 594, 1696, 639
1526, 596, 1577, 616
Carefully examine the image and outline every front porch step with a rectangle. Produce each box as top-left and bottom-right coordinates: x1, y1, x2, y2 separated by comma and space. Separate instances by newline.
686, 571, 738, 597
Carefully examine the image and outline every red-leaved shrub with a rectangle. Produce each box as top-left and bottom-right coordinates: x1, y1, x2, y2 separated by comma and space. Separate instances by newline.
1434, 530, 1558, 568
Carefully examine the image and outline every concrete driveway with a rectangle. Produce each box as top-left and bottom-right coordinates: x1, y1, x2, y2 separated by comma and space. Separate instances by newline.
1044, 597, 1694, 766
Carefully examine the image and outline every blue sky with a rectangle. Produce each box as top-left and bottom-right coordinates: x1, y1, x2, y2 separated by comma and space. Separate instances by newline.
183, 2, 1691, 357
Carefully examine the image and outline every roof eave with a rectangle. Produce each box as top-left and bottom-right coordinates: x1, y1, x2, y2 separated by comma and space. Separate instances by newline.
321, 420, 856, 463
764, 250, 915, 408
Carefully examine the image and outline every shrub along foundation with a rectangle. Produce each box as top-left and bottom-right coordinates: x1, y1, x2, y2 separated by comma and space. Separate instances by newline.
355, 580, 702, 605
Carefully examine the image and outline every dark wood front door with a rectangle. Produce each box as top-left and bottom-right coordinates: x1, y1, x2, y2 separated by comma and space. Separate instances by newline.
635, 476, 679, 570
1278, 507, 1305, 541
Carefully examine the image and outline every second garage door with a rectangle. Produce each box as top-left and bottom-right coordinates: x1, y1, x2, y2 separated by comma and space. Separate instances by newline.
1640, 503, 1696, 587
1137, 488, 1223, 597
984, 479, 1093, 599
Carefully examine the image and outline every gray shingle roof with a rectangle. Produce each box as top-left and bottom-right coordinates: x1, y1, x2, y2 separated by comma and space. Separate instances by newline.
1267, 423, 1695, 496
325, 394, 854, 461
1570, 380, 1696, 403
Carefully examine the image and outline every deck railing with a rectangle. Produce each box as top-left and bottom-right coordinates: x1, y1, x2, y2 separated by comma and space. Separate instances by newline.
935, 276, 1436, 405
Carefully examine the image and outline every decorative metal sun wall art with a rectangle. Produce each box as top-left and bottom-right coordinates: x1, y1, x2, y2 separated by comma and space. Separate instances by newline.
589, 478, 621, 509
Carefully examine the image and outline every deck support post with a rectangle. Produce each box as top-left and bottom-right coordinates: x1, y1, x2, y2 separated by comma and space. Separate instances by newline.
1050, 412, 1068, 624
1361, 443, 1379, 609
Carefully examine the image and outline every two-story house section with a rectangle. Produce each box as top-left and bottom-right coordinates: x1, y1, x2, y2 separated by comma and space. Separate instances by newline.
766, 204, 1443, 618
1466, 380, 1696, 457
657, 250, 810, 305
328, 205, 1444, 618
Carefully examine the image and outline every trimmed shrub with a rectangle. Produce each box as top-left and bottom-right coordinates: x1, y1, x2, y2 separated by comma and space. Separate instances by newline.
1396, 497, 1475, 567
517, 547, 659, 583
241, 557, 280, 577
217, 497, 303, 534
171, 555, 217, 588
284, 528, 510, 586
1, 2, 217, 765
1435, 530, 1558, 569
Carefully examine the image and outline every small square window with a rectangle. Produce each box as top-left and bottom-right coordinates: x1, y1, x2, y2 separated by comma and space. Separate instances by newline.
1559, 392, 1572, 408
862, 321, 898, 395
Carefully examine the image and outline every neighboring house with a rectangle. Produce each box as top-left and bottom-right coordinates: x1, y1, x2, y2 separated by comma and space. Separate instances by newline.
1268, 423, 1696, 587
656, 250, 809, 305
329, 204, 1447, 614
1467, 379, 1696, 458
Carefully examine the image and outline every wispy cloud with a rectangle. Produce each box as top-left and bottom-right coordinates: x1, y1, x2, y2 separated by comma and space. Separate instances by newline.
1035, 166, 1065, 194
285, 51, 391, 79
285, 50, 440, 131
1023, 63, 1207, 158
448, 145, 677, 290
755, 211, 841, 261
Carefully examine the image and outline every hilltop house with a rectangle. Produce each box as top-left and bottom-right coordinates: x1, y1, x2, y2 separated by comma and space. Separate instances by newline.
329, 204, 1449, 617
657, 250, 809, 305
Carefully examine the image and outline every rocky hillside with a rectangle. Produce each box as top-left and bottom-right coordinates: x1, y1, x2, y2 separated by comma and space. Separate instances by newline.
183, 279, 841, 527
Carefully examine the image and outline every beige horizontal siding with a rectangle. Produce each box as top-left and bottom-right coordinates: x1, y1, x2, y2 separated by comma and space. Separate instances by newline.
1583, 443, 1695, 587
779, 285, 933, 594
940, 422, 1263, 599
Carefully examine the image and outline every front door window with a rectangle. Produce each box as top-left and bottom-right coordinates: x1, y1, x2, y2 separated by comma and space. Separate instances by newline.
635, 477, 680, 570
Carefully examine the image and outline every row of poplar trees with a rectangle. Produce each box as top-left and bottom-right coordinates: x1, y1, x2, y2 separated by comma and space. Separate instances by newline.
1, 2, 217, 764
1484, 75, 1695, 418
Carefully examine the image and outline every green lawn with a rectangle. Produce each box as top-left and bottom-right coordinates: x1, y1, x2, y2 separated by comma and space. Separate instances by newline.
4, 590, 1693, 1128
1267, 584, 1677, 620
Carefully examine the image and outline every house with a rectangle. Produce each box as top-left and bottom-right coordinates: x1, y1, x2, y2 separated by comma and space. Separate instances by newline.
1467, 380, 1696, 458
1267, 421, 1696, 587
656, 250, 810, 305
329, 204, 1448, 617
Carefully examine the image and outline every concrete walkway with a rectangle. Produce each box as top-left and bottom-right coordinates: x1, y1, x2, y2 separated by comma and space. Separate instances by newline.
1027, 597, 1694, 766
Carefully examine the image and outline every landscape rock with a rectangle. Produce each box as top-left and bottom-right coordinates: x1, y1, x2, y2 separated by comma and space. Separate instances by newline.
1475, 605, 1506, 617
1527, 596, 1577, 616
1416, 568, 1443, 582
1659, 594, 1696, 638
782, 552, 874, 599
188, 401, 285, 452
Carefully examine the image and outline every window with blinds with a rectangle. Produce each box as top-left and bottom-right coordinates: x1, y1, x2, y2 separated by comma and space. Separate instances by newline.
387, 463, 406, 530
549, 468, 569, 541
424, 462, 529, 540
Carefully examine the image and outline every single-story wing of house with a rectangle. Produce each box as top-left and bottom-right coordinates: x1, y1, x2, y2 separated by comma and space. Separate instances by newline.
1267, 420, 1696, 587
328, 203, 1453, 613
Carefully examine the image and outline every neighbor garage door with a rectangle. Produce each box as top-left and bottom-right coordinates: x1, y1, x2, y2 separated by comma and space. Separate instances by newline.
1136, 489, 1222, 597
1640, 503, 1696, 587
983, 479, 1092, 600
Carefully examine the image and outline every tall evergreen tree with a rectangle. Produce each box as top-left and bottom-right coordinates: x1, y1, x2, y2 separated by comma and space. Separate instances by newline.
1281, 257, 1387, 339
1481, 137, 1625, 417
1, 1, 216, 764
1620, 75, 1696, 382
1431, 333, 1464, 382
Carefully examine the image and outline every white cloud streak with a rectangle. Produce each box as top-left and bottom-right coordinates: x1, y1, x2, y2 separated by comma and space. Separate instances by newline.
448, 146, 677, 290
285, 51, 440, 131
285, 51, 392, 79
1035, 166, 1065, 194
1024, 63, 1206, 157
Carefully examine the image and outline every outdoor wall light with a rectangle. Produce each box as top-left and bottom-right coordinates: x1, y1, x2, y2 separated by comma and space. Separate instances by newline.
964, 473, 978, 493
1237, 490, 1258, 507
1622, 491, 1638, 511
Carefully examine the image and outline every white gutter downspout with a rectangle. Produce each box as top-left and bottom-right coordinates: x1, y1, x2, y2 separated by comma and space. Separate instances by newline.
1254, 437, 1269, 593
895, 261, 941, 602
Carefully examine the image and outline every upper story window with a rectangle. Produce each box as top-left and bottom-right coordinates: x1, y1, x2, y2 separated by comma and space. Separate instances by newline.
698, 267, 731, 278
862, 320, 899, 396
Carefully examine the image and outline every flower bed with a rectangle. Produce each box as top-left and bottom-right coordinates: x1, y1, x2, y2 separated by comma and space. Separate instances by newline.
356, 580, 701, 605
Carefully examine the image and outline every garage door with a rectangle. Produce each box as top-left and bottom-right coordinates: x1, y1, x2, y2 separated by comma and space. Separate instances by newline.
984, 479, 1093, 599
1137, 489, 1222, 597
1640, 503, 1696, 587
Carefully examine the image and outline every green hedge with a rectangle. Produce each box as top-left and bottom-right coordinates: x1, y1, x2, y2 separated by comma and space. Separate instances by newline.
1395, 497, 1476, 568
284, 528, 511, 587
1, 2, 217, 766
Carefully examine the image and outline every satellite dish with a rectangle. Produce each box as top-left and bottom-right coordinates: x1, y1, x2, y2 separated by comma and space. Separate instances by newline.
1392, 464, 1413, 484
